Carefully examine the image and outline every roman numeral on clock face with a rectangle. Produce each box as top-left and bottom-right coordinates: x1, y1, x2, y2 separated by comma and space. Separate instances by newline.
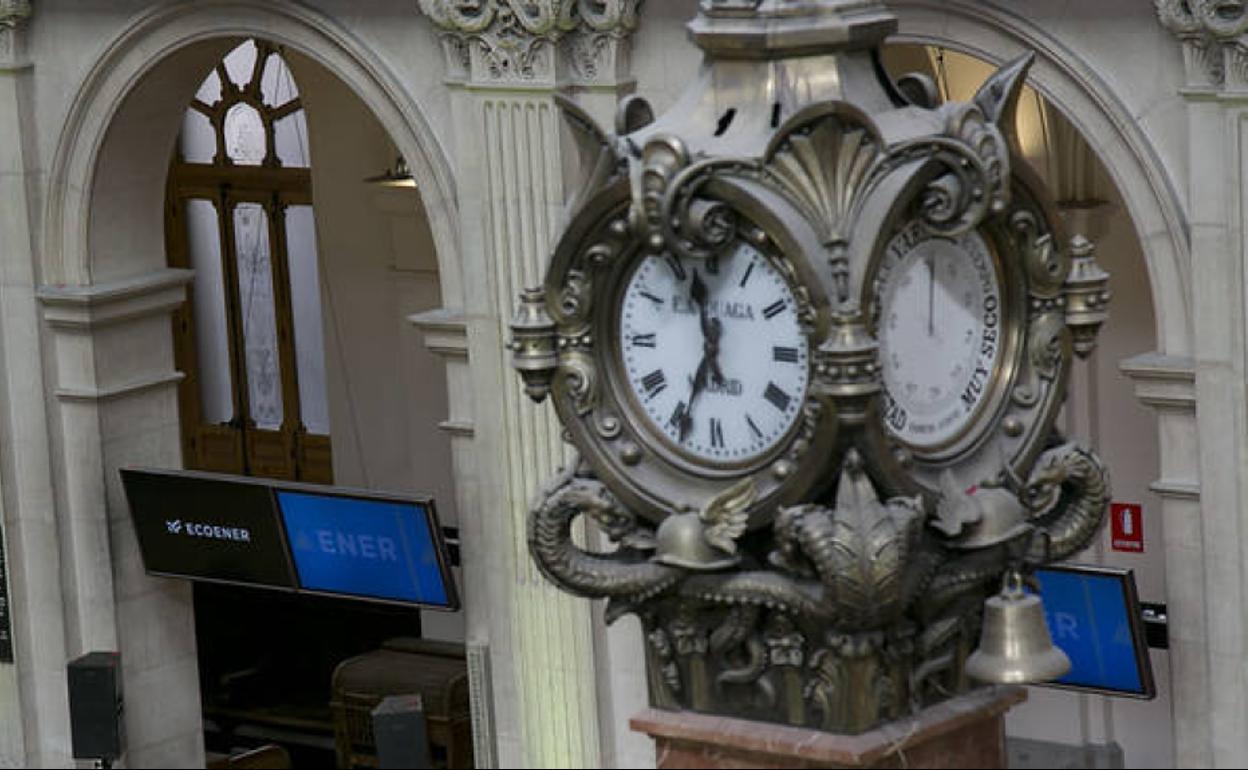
709, 418, 724, 448
631, 333, 657, 348
642, 369, 666, 398
763, 299, 786, 320
739, 262, 755, 288
746, 414, 763, 439
664, 254, 687, 281
773, 346, 799, 363
764, 382, 792, 412
669, 401, 688, 428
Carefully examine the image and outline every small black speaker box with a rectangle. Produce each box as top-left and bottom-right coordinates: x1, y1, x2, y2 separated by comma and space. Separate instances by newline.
372, 694, 431, 769
67, 651, 123, 761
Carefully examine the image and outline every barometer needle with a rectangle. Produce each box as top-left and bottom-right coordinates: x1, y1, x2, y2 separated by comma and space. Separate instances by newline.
926, 253, 935, 337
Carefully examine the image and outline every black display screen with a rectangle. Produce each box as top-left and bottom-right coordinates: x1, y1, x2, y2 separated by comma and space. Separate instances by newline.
121, 468, 297, 590
121, 468, 459, 610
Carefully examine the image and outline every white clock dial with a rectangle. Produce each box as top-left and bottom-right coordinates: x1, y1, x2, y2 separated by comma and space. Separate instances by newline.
876, 221, 1003, 451
619, 242, 809, 465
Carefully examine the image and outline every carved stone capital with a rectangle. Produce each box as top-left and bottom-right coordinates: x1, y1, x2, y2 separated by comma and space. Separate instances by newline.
562, 1, 641, 86
418, 0, 642, 85
0, 0, 31, 27
0, 0, 31, 68
1156, 0, 1248, 89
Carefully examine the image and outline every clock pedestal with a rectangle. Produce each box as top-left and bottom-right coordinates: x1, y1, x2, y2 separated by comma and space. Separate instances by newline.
631, 686, 1026, 769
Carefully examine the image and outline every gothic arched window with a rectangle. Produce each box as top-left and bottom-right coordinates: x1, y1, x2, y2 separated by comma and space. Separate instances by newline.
167, 39, 332, 482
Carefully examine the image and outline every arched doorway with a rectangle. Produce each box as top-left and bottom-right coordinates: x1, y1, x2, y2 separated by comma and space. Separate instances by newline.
38, 3, 467, 766
882, 6, 1194, 767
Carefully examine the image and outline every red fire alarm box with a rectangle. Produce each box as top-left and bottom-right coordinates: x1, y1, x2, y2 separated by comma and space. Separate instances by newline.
1110, 503, 1144, 553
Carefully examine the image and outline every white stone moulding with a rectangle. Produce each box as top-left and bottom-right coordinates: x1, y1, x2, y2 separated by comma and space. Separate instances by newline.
36, 269, 194, 329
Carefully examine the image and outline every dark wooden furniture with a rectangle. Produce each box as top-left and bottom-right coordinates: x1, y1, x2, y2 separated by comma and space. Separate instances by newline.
330, 638, 473, 769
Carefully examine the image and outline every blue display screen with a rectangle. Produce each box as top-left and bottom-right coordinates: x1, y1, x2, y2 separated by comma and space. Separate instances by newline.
1034, 567, 1152, 697
278, 490, 454, 609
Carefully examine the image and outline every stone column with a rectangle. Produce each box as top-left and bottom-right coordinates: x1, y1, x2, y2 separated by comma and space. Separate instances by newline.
0, 3, 76, 766
37, 269, 202, 768
1153, 3, 1248, 767
416, 3, 643, 767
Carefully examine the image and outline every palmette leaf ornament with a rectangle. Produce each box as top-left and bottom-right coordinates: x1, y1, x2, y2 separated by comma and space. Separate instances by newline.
701, 478, 757, 555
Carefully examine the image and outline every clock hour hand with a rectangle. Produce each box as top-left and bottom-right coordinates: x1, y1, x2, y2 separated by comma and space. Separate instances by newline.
690, 268, 727, 386
706, 317, 726, 387
691, 268, 711, 335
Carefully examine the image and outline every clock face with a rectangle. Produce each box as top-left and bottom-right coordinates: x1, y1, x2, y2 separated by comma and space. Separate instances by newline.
876, 221, 1004, 452
618, 242, 810, 466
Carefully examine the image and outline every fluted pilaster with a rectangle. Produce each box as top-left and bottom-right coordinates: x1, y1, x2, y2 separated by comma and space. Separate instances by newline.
416, 1, 644, 767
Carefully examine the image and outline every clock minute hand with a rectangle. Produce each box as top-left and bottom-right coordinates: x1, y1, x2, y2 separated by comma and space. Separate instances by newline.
680, 356, 709, 443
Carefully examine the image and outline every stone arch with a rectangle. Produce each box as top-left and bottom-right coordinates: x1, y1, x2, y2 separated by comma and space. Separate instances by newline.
889, 4, 1196, 767
31, 2, 463, 766
889, 0, 1191, 356
44, 0, 462, 307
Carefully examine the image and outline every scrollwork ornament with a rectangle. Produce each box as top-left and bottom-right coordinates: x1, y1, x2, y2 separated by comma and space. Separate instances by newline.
631, 134, 690, 251
1155, 0, 1201, 35
1011, 209, 1067, 297
656, 157, 746, 261
1194, 0, 1248, 38
0, 0, 31, 28
559, 351, 598, 417
1010, 313, 1070, 408
577, 0, 641, 31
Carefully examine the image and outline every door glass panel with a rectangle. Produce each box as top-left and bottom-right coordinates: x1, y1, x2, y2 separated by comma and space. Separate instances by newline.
274, 110, 310, 168
285, 205, 330, 435
224, 102, 266, 166
233, 203, 283, 430
260, 53, 299, 108
223, 40, 257, 89
180, 109, 216, 164
186, 199, 234, 424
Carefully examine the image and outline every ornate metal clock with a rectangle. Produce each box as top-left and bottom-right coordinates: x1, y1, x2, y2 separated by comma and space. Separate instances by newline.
514, 148, 841, 528
512, 0, 1113, 735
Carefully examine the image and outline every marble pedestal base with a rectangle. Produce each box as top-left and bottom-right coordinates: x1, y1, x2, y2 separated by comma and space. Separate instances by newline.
630, 686, 1027, 769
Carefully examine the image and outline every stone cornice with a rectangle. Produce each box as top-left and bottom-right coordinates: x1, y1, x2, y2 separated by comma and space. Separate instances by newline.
1156, 0, 1248, 90
418, 0, 642, 86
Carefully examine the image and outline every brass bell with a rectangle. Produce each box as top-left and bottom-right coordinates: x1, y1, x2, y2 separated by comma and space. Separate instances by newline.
965, 569, 1071, 684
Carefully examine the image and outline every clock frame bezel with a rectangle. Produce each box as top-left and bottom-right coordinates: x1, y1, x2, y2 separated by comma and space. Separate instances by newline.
608, 230, 815, 475
851, 158, 1075, 497
542, 176, 840, 528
